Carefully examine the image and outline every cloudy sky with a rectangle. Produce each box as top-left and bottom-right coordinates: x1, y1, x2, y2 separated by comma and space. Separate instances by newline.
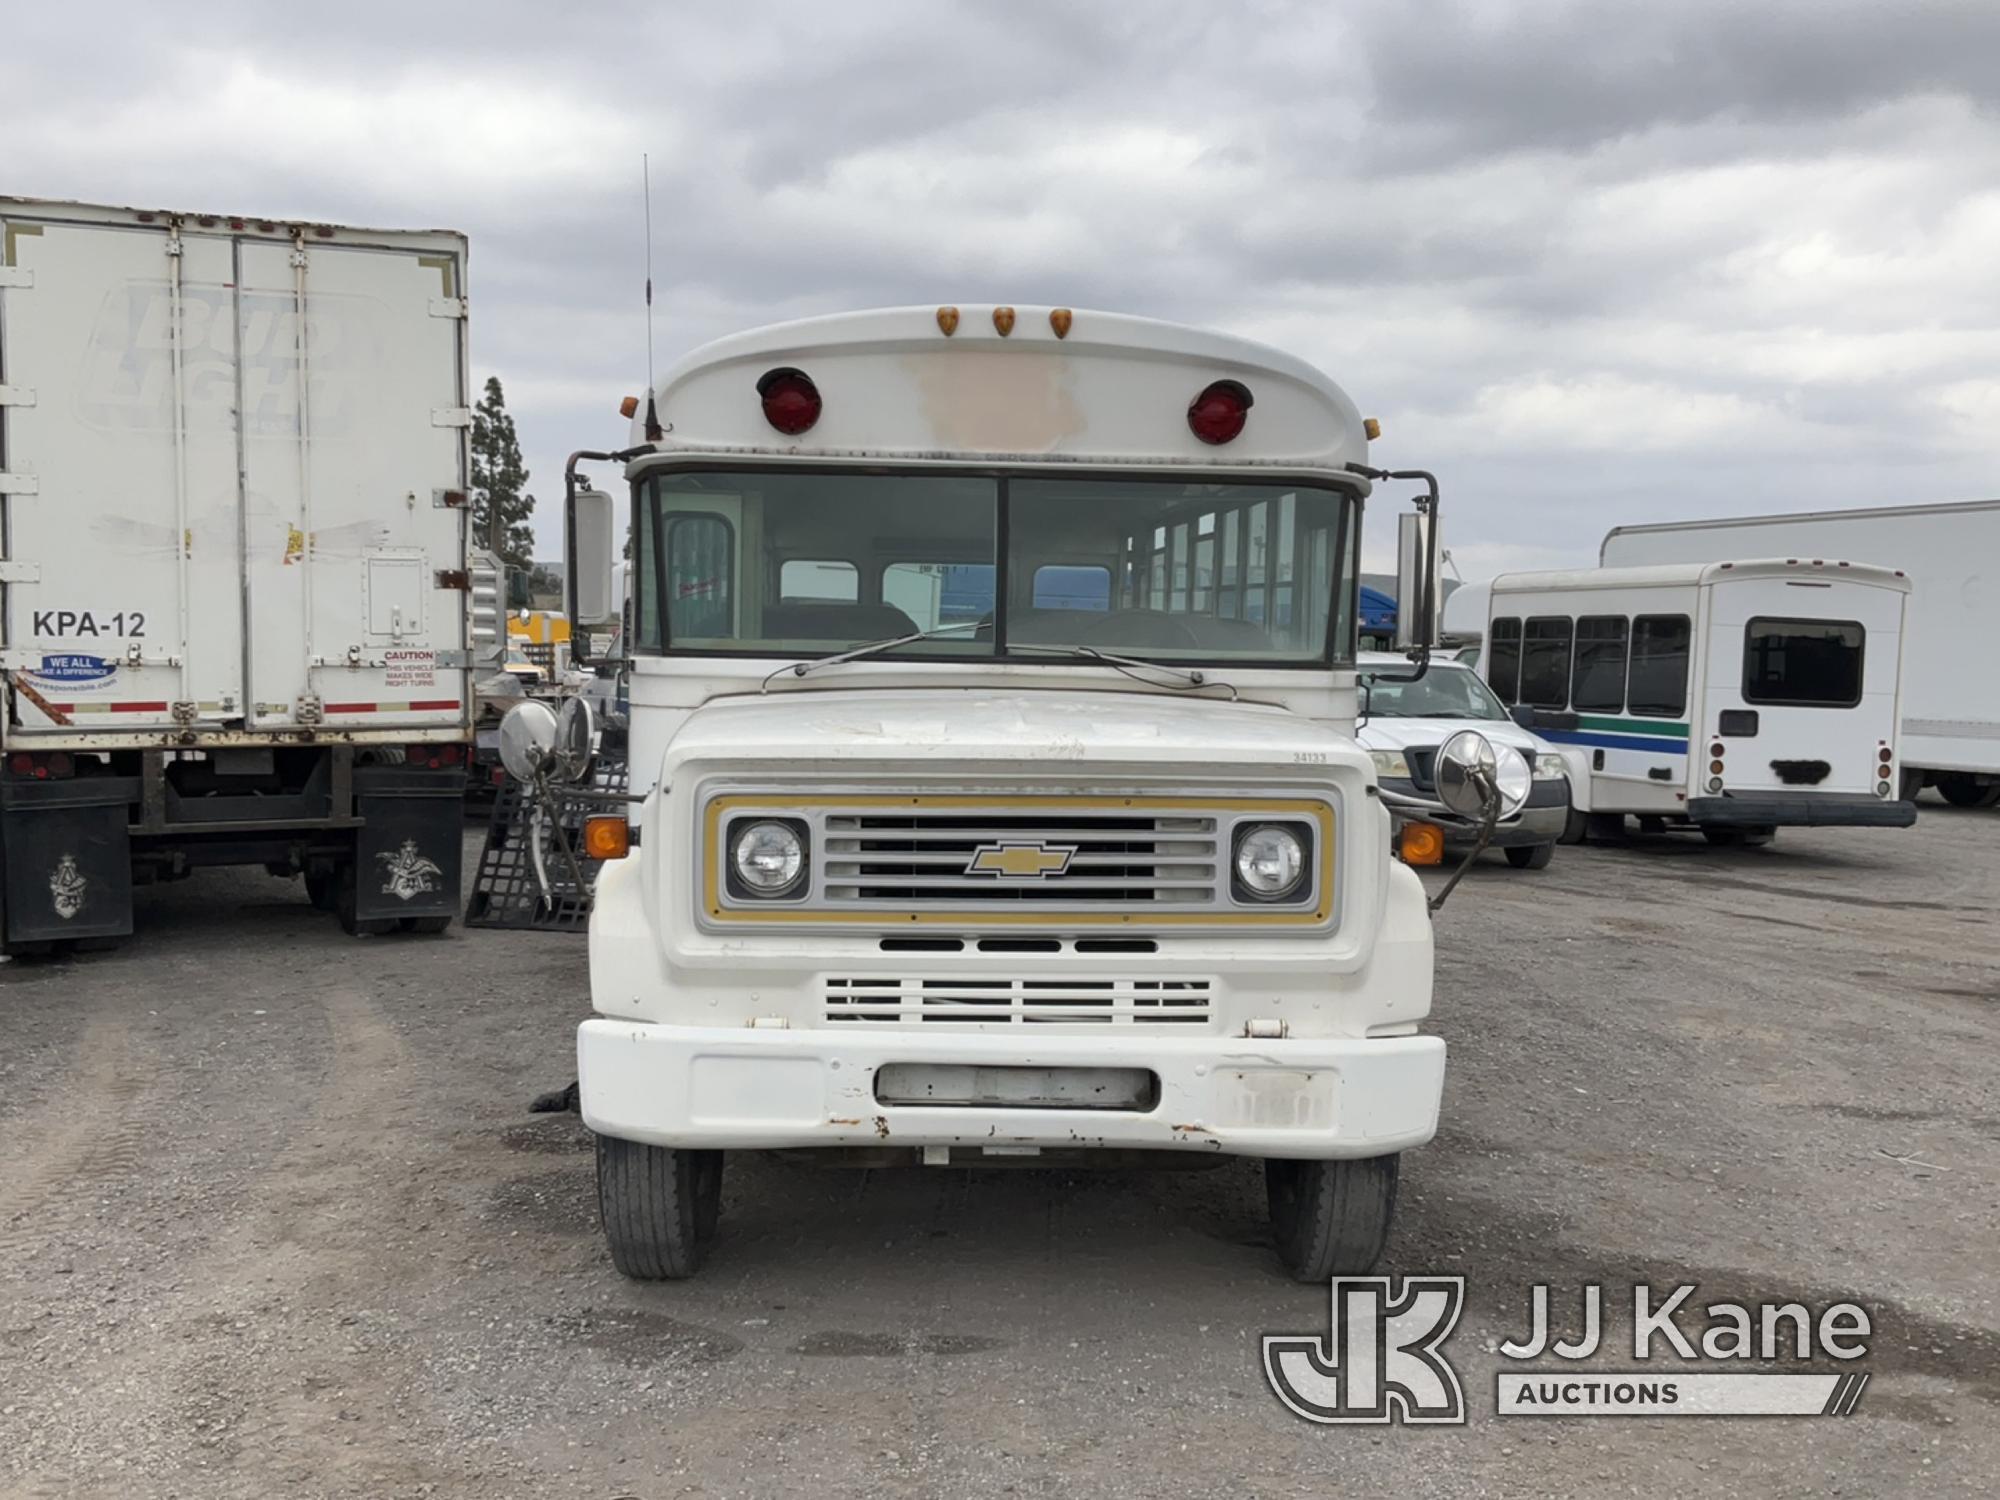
7, 0, 1996, 576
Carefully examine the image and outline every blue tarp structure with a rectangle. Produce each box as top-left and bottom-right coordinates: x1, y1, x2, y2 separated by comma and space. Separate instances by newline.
1359, 585, 1397, 634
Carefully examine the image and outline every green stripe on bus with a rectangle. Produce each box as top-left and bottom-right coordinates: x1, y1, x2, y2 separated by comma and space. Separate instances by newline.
1575, 714, 1690, 736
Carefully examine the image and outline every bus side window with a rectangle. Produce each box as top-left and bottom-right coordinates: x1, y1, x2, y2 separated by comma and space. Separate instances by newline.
1572, 615, 1629, 712
1521, 617, 1573, 708
1629, 615, 1691, 717
1488, 617, 1523, 704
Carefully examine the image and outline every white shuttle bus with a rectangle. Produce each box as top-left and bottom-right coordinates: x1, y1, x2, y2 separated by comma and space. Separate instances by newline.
550, 306, 1495, 1281
1481, 561, 1915, 843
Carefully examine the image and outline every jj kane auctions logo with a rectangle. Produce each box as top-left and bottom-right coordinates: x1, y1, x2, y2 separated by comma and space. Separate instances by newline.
1264, 1279, 1873, 1423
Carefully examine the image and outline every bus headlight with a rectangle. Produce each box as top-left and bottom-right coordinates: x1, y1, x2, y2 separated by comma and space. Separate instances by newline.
731, 820, 807, 896
1369, 750, 1411, 779
1234, 824, 1307, 901
1533, 753, 1566, 780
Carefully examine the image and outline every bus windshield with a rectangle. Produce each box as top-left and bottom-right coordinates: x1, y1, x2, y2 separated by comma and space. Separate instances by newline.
633, 470, 1358, 666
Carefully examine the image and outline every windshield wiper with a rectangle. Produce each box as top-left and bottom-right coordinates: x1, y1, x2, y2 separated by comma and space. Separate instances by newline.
761, 621, 987, 690
1006, 643, 1237, 700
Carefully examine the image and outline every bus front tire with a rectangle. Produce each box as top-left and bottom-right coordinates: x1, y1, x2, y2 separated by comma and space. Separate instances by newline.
596, 1134, 723, 1280
1504, 842, 1554, 870
1266, 1154, 1399, 1283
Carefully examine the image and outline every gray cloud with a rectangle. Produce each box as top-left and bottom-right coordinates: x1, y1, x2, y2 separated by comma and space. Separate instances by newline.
4, 0, 1996, 578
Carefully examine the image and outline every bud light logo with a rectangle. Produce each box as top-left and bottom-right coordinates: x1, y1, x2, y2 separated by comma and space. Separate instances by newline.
32, 654, 116, 686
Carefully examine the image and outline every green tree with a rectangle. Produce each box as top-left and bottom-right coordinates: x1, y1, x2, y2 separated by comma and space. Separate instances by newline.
470, 375, 536, 571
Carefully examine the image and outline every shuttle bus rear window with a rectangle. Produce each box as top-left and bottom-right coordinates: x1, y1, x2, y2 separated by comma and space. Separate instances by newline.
1743, 618, 1865, 707
1628, 615, 1691, 717
1571, 615, 1629, 712
1520, 617, 1573, 708
1488, 617, 1522, 704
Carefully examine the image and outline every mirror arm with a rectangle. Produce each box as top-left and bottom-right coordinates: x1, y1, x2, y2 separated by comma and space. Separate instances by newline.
1346, 464, 1440, 684
1426, 767, 1502, 915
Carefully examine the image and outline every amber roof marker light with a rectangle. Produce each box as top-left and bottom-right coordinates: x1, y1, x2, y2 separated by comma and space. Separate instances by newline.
936, 306, 960, 336
1049, 308, 1073, 339
992, 306, 1016, 336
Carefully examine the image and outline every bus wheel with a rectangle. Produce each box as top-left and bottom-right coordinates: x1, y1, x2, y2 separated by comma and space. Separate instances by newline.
1266, 1154, 1398, 1283
1937, 775, 2000, 809
1585, 814, 1626, 843
1505, 842, 1554, 870
596, 1134, 723, 1280
1898, 768, 1925, 802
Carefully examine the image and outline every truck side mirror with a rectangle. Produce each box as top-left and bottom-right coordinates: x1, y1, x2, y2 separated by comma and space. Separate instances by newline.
1393, 511, 1438, 652
568, 488, 618, 628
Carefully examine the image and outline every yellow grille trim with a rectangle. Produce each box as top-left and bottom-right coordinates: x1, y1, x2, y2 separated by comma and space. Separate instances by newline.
702, 794, 1335, 926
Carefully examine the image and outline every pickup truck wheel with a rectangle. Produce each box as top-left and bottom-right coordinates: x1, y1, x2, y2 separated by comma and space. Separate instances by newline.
1266, 1154, 1398, 1282
1504, 842, 1554, 870
1559, 808, 1588, 845
596, 1134, 723, 1280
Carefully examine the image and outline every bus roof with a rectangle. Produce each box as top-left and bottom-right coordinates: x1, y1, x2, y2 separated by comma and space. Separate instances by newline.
627, 306, 1372, 477
1490, 559, 1911, 595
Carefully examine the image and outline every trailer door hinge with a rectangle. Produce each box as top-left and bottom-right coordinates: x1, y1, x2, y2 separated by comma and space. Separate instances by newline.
0, 473, 38, 495
431, 408, 472, 428
434, 649, 470, 668
0, 560, 41, 583
0, 385, 35, 407
433, 487, 469, 508
296, 694, 324, 724
0, 267, 33, 289
171, 700, 198, 725
435, 569, 471, 591
428, 297, 467, 319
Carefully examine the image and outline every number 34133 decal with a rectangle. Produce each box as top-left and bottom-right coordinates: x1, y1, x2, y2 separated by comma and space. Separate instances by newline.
32, 610, 147, 639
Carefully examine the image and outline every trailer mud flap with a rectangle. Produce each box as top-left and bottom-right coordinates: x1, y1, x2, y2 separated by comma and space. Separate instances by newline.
353, 766, 466, 922
0, 776, 138, 944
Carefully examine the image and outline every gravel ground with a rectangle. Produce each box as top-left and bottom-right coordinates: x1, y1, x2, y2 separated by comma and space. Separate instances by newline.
1, 799, 1995, 1498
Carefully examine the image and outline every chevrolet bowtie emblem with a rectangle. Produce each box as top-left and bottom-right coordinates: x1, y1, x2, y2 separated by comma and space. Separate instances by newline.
966, 842, 1076, 879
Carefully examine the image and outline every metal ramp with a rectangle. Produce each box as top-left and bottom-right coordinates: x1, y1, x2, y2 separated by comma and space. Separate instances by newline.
464, 748, 629, 932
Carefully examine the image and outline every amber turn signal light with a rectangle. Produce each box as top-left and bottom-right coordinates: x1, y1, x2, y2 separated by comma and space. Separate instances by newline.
619, 395, 640, 419
583, 816, 630, 861
1399, 822, 1445, 866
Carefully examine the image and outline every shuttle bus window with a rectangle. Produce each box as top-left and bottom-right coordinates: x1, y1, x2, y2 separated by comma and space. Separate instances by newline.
1488, 617, 1523, 704
1521, 617, 1574, 708
1743, 618, 1865, 707
1572, 615, 1629, 712
883, 562, 996, 631
1032, 565, 1109, 611
1629, 614, 1691, 717
780, 559, 858, 602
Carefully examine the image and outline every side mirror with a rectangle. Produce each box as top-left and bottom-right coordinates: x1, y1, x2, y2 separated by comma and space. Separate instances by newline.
568, 488, 618, 628
1435, 730, 1530, 821
1394, 511, 1437, 651
498, 699, 560, 782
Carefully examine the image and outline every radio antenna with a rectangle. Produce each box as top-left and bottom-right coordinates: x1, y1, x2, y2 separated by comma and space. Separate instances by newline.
641, 153, 663, 441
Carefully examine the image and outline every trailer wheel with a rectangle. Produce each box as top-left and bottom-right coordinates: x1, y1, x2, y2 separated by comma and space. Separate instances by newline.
1504, 842, 1554, 870
1266, 1154, 1398, 1283
1937, 774, 2000, 809
401, 915, 452, 935
596, 1134, 723, 1280
305, 867, 339, 912
333, 861, 397, 937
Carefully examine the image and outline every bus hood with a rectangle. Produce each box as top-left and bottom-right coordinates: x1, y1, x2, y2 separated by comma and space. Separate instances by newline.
660, 687, 1371, 779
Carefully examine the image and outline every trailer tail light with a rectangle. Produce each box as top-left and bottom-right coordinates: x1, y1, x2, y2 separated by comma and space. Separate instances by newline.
8, 751, 74, 780
1187, 380, 1252, 445
757, 368, 822, 435
406, 743, 465, 770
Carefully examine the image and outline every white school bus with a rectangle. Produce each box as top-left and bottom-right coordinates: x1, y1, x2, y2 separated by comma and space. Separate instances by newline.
1481, 561, 1915, 844
554, 306, 1488, 1281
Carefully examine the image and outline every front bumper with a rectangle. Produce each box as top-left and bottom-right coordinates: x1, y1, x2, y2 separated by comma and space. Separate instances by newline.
1688, 793, 1916, 829
1380, 777, 1569, 848
578, 1019, 1446, 1160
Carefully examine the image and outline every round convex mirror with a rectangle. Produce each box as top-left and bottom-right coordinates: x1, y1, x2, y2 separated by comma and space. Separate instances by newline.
551, 695, 597, 784
497, 699, 559, 783
1434, 730, 1531, 821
